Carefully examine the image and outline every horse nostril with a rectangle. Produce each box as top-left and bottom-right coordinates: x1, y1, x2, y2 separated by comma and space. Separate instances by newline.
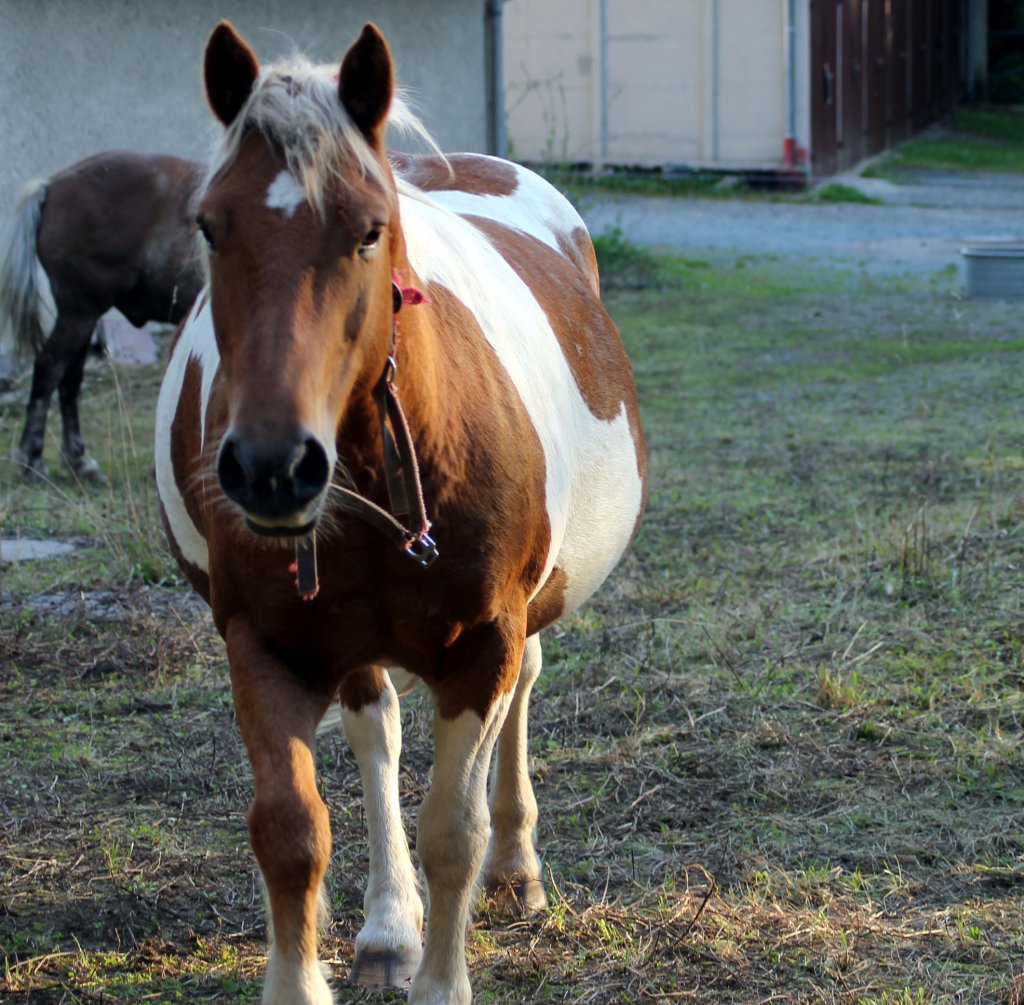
217, 434, 248, 502
216, 430, 329, 518
291, 436, 329, 503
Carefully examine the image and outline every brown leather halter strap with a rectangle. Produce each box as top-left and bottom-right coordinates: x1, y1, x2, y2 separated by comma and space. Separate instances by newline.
293, 280, 437, 601
335, 283, 438, 568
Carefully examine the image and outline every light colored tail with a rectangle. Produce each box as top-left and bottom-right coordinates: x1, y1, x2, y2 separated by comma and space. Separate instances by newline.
0, 178, 49, 357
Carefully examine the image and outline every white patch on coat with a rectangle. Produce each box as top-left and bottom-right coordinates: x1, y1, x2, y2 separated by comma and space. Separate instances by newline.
154, 294, 217, 574
425, 158, 585, 255
266, 170, 307, 217
183, 300, 221, 451
341, 680, 424, 966
400, 189, 643, 614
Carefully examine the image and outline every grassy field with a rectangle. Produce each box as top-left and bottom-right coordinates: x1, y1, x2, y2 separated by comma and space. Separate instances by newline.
866, 105, 1024, 177
1, 251, 1023, 1004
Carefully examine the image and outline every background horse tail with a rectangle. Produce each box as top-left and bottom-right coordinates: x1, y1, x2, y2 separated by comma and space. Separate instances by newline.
0, 178, 51, 356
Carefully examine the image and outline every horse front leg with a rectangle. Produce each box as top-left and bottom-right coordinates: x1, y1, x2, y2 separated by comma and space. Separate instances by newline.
339, 666, 423, 988
410, 616, 524, 1005
483, 632, 548, 915
226, 618, 336, 1005
15, 311, 96, 482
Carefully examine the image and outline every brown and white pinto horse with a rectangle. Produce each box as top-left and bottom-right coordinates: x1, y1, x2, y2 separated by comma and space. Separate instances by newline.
0, 151, 203, 482
156, 20, 647, 1005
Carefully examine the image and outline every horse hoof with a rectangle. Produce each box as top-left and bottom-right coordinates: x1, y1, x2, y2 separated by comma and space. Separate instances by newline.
64, 454, 107, 486
14, 450, 48, 484
349, 946, 421, 988
484, 877, 548, 917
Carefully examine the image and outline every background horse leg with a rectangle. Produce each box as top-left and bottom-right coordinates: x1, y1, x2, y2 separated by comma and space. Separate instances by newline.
58, 335, 105, 484
15, 311, 96, 482
410, 621, 522, 1005
340, 667, 424, 988
226, 619, 335, 1005
483, 633, 548, 915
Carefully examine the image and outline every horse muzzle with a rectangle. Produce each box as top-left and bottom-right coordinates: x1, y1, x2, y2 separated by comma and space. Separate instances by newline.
216, 429, 331, 536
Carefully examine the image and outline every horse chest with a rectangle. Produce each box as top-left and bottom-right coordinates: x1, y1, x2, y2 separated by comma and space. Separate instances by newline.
206, 534, 509, 674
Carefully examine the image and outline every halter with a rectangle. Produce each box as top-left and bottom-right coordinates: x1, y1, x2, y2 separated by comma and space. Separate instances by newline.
291, 275, 437, 600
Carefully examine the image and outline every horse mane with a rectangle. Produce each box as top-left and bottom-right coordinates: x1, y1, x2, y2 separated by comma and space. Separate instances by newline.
201, 54, 443, 217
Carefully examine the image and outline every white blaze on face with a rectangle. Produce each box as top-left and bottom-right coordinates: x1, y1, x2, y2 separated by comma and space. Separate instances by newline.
266, 170, 307, 217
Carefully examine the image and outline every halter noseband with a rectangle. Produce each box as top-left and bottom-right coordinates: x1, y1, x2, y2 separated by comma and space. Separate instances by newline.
291, 275, 436, 600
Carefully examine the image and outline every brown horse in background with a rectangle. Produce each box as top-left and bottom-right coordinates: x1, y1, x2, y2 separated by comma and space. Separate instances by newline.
0, 151, 203, 483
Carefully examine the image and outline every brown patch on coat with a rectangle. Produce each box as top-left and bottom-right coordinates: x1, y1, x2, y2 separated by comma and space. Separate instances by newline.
559, 226, 601, 295
392, 152, 519, 197
433, 609, 528, 721
465, 216, 648, 491
339, 665, 388, 712
526, 567, 569, 636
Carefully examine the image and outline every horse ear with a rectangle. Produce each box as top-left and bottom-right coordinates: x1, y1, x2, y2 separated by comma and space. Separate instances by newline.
204, 20, 260, 126
338, 23, 394, 145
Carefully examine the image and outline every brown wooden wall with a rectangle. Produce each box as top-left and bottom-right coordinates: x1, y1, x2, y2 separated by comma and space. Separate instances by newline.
810, 0, 966, 177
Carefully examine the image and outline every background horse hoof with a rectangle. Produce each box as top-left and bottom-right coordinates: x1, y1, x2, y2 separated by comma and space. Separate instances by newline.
63, 453, 106, 486
349, 946, 421, 988
483, 877, 548, 917
13, 449, 48, 484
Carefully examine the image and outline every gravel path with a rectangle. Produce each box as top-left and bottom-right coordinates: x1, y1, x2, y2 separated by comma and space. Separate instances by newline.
579, 170, 1024, 278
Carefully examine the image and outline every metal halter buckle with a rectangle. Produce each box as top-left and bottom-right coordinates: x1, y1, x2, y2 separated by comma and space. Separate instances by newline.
405, 532, 439, 568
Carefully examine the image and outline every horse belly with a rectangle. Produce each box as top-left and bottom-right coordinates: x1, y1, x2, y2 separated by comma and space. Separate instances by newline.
545, 400, 643, 617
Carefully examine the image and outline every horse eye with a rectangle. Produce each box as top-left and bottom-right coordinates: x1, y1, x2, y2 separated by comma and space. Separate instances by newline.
196, 218, 216, 252
359, 227, 382, 259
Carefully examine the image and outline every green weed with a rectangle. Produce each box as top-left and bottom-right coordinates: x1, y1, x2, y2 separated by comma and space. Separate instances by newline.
814, 182, 883, 204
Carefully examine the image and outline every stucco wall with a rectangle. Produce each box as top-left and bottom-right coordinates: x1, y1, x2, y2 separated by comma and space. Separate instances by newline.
504, 0, 810, 170
0, 0, 489, 215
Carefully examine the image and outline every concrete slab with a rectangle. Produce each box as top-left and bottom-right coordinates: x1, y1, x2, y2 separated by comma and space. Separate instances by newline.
1, 538, 79, 561
96, 312, 163, 366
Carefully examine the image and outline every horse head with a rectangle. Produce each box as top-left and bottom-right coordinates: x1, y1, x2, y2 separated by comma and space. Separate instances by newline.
197, 21, 404, 537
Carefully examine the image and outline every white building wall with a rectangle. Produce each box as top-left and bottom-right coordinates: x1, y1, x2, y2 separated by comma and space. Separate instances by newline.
504, 0, 810, 171
503, 2, 598, 163
717, 0, 786, 163
0, 0, 489, 216
605, 0, 706, 165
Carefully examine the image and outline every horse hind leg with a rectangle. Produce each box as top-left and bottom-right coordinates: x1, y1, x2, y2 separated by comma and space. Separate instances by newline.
14, 311, 96, 483
57, 331, 106, 485
482, 632, 549, 916
339, 667, 423, 989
